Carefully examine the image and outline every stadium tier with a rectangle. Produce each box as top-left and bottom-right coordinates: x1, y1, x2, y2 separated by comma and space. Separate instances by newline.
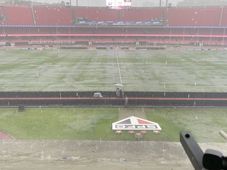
167, 7, 222, 26
33, 6, 72, 25
0, 5, 227, 26
0, 5, 227, 46
73, 7, 162, 22
1, 6, 34, 25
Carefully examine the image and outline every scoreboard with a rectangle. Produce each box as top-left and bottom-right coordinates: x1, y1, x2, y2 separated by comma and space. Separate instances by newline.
106, 0, 132, 8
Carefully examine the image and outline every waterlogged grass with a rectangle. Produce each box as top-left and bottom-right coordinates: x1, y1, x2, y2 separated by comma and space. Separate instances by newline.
0, 107, 227, 142
145, 107, 227, 142
0, 108, 118, 139
1, 48, 227, 91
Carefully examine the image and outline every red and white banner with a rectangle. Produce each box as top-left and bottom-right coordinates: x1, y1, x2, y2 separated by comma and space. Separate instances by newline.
112, 116, 161, 131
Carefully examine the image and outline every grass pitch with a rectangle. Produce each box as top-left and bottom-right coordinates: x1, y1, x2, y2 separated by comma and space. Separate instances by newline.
0, 108, 118, 139
0, 107, 227, 142
1, 47, 227, 91
1, 47, 227, 142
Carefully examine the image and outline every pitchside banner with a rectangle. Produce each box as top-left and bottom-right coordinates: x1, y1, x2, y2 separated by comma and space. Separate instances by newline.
106, 0, 132, 8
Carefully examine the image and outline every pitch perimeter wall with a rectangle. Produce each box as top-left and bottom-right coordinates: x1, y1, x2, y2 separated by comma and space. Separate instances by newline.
1, 91, 227, 107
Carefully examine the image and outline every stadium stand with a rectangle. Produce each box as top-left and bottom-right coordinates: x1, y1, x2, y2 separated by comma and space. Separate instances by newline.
220, 7, 227, 26
120, 7, 163, 21
0, 6, 5, 25
73, 7, 119, 21
33, 6, 72, 25
3, 6, 34, 25
0, 5, 226, 46
167, 7, 222, 26
0, 6, 226, 26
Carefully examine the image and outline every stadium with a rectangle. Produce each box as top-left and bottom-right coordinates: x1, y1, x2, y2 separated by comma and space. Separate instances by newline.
0, 0, 227, 169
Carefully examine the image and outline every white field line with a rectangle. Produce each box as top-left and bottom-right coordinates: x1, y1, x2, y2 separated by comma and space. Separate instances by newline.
116, 51, 123, 85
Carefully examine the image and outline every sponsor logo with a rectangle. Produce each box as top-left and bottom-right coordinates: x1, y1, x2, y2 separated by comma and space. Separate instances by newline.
114, 124, 159, 130
112, 116, 161, 131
